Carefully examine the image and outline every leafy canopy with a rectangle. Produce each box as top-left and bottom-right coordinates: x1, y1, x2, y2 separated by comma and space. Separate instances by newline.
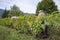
36, 0, 58, 15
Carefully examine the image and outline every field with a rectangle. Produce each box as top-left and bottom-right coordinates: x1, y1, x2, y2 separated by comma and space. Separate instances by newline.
0, 14, 60, 40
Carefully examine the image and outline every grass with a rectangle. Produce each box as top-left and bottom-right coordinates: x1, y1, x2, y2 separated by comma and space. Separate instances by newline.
0, 25, 60, 40
0, 26, 38, 40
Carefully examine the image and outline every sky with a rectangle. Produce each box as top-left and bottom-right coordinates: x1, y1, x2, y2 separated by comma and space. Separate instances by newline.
0, 0, 60, 14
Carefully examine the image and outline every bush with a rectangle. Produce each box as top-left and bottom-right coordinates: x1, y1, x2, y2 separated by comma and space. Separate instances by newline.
0, 18, 11, 26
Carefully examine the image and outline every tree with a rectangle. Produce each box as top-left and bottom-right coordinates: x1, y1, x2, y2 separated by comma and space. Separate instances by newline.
2, 9, 9, 18
9, 5, 23, 16
2, 5, 24, 18
36, 0, 58, 16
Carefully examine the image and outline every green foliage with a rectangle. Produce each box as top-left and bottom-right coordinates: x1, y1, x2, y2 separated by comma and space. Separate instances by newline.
0, 26, 38, 40
36, 0, 58, 15
0, 26, 19, 40
9, 5, 24, 16
2, 5, 24, 18
46, 14, 60, 35
2, 9, 9, 18
0, 13, 60, 39
0, 18, 11, 26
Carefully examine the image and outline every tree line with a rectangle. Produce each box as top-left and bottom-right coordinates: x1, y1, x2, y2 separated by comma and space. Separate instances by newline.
2, 0, 58, 18
2, 5, 24, 18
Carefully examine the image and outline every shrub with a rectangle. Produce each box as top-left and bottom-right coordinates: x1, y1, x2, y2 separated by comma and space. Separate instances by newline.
0, 18, 11, 26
